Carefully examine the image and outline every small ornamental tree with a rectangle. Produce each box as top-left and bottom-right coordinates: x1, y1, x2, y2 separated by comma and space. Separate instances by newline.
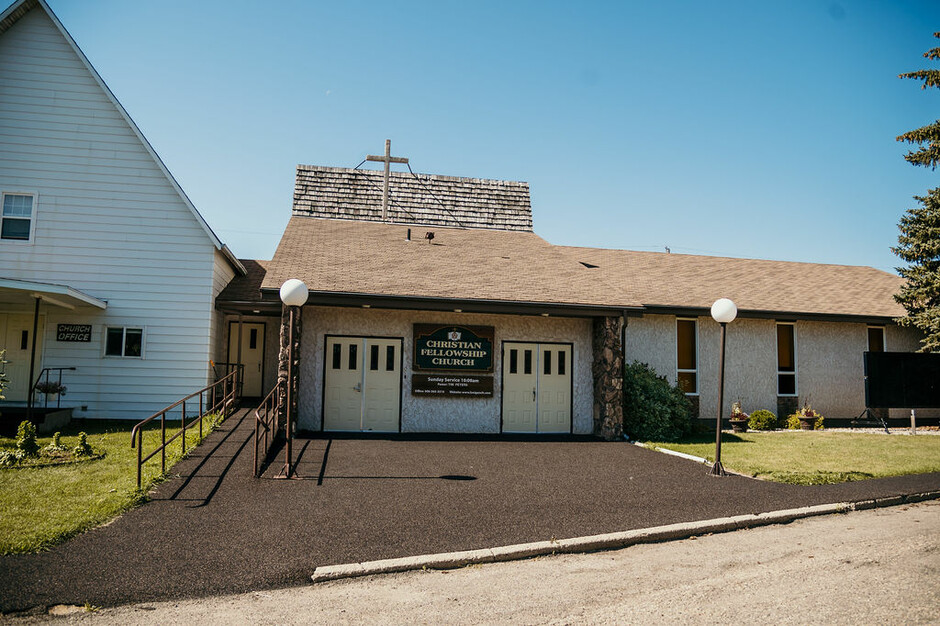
895, 34, 940, 352
16, 420, 39, 457
622, 361, 693, 442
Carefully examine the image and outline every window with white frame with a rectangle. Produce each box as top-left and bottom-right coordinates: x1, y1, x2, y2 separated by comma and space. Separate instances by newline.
105, 327, 144, 358
867, 326, 885, 353
1, 192, 36, 241
676, 318, 698, 394
776, 323, 796, 396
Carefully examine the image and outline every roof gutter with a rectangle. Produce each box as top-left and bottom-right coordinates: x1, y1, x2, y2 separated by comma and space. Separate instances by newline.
257, 288, 643, 318
640, 305, 900, 325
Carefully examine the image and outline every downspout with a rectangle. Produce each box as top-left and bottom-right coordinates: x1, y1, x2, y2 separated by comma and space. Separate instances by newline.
26, 296, 40, 420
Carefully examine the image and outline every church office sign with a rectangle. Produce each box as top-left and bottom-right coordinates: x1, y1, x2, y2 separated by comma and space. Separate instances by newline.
413, 324, 494, 372
56, 324, 92, 342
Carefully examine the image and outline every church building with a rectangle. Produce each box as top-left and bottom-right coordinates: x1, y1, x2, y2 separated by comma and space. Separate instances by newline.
217, 147, 929, 438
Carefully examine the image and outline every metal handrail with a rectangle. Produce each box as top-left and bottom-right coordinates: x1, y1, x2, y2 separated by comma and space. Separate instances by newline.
130, 370, 240, 490
30, 366, 76, 411
253, 379, 283, 477
211, 362, 245, 395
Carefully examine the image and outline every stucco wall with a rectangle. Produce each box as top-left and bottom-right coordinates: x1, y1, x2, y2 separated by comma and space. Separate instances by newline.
295, 306, 594, 434
624, 314, 935, 421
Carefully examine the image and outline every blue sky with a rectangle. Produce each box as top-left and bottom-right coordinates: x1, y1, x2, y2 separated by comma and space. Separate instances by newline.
47, 0, 940, 273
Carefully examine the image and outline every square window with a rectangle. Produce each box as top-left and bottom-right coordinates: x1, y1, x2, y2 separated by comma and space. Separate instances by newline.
1, 193, 34, 241
105, 327, 144, 357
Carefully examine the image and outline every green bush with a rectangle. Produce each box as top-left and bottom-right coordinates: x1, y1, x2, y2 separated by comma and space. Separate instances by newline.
15, 421, 39, 458
622, 361, 693, 442
73, 432, 93, 458
748, 409, 777, 431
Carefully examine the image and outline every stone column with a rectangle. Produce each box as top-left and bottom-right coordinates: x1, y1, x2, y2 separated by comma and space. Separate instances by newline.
277, 304, 303, 432
592, 315, 624, 440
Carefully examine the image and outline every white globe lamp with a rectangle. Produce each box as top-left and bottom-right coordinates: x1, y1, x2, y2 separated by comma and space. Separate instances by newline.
710, 298, 737, 324
279, 279, 309, 307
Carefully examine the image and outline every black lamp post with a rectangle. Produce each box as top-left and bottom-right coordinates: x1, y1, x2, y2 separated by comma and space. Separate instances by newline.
710, 298, 737, 477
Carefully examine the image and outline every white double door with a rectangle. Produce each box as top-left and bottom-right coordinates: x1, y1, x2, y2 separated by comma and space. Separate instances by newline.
324, 336, 402, 432
502, 342, 572, 433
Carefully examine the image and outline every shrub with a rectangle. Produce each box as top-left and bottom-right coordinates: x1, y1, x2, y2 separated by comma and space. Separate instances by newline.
73, 432, 93, 458
622, 361, 693, 442
44, 432, 69, 455
0, 450, 23, 467
15, 420, 39, 457
748, 409, 777, 431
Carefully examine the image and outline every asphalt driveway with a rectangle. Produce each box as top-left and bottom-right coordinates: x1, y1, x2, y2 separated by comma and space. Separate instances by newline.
1, 409, 938, 613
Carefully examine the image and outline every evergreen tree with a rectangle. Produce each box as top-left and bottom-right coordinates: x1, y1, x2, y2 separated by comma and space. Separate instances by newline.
894, 34, 940, 352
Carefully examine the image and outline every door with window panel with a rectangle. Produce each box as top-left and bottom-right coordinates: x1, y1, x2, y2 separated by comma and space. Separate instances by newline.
502, 342, 571, 433
0, 314, 45, 402
227, 322, 265, 397
323, 336, 401, 432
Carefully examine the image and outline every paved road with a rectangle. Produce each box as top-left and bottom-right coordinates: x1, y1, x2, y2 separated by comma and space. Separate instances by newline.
1, 409, 938, 613
14, 500, 940, 624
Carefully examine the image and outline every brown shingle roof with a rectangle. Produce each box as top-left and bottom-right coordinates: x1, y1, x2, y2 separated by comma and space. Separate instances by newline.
292, 166, 533, 231
217, 259, 268, 303
260, 217, 639, 309
557, 246, 904, 319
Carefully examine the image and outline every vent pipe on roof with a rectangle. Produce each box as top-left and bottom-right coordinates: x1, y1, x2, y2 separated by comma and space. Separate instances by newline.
406, 228, 411, 241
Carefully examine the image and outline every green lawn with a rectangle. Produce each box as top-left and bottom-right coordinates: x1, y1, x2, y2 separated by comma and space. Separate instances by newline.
647, 431, 940, 485
0, 416, 218, 554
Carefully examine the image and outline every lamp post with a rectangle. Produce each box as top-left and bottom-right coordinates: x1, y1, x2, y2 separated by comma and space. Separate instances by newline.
279, 279, 308, 479
710, 298, 737, 477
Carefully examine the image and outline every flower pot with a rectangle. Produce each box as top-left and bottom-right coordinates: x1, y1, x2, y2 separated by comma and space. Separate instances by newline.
798, 416, 818, 431
729, 418, 748, 433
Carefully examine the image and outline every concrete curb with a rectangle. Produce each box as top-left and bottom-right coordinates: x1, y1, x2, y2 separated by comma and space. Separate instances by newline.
310, 490, 940, 583
631, 441, 753, 478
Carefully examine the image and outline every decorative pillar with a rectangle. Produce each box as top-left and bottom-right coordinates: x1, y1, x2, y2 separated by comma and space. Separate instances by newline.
277, 304, 303, 433
592, 315, 624, 440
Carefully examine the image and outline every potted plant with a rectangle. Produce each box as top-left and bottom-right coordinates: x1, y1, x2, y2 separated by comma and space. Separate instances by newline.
788, 405, 824, 430
729, 400, 749, 433
34, 380, 67, 402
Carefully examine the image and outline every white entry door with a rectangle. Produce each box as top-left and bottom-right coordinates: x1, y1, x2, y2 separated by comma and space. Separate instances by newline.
0, 314, 45, 402
502, 342, 571, 434
324, 336, 401, 432
228, 322, 265, 397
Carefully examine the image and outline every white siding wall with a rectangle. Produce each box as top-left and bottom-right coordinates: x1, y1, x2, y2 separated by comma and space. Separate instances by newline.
209, 250, 237, 367
0, 8, 223, 420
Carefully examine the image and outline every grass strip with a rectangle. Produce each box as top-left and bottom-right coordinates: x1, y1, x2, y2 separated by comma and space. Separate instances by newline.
647, 431, 940, 485
0, 415, 219, 554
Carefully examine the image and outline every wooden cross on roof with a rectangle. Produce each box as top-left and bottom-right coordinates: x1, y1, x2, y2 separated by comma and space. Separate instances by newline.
366, 139, 409, 221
